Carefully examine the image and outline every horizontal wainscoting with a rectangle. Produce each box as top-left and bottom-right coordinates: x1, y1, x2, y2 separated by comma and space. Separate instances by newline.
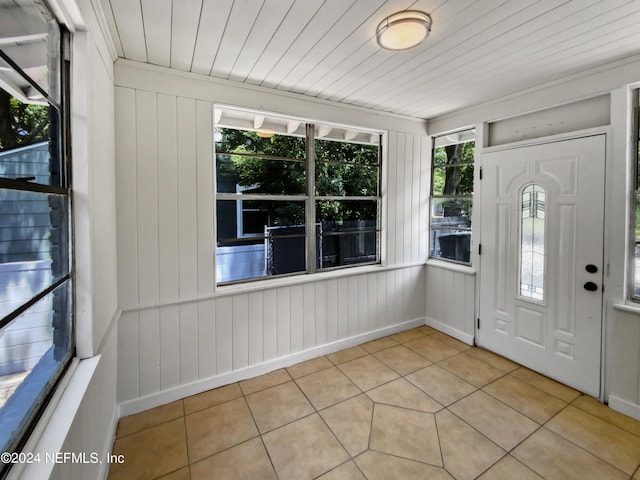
425, 263, 476, 345
118, 265, 425, 415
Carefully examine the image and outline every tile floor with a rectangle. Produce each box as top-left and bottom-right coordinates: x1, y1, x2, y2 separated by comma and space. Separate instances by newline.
108, 326, 640, 480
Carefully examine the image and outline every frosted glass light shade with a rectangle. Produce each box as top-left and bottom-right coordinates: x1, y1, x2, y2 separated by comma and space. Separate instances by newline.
376, 11, 431, 51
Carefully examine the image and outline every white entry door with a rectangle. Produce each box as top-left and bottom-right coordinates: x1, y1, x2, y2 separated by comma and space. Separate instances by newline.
478, 134, 605, 396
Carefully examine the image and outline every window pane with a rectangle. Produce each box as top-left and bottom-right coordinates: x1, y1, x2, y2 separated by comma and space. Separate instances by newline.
432, 164, 474, 196
216, 200, 305, 283
0, 189, 69, 318
0, 2, 60, 103
316, 200, 378, 268
0, 280, 72, 455
216, 153, 305, 195
429, 198, 472, 263
315, 162, 378, 197
314, 138, 379, 165
215, 128, 305, 159
520, 184, 546, 300
0, 90, 62, 187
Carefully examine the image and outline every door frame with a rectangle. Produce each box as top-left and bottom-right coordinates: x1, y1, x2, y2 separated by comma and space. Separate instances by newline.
475, 125, 611, 400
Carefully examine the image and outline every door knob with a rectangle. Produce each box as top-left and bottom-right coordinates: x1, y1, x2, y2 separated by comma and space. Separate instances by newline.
585, 264, 598, 274
583, 281, 598, 292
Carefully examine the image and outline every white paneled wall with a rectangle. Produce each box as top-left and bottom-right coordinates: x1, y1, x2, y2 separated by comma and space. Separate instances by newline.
425, 264, 476, 345
114, 67, 430, 412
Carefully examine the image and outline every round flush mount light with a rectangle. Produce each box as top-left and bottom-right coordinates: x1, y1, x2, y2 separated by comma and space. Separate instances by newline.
376, 11, 432, 51
256, 128, 275, 138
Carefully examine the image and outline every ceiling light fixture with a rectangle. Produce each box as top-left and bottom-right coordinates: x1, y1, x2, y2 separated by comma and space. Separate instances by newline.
256, 128, 275, 138
376, 10, 431, 51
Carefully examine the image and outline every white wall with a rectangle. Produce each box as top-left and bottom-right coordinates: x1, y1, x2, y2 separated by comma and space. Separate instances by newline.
113, 61, 431, 414
426, 57, 640, 419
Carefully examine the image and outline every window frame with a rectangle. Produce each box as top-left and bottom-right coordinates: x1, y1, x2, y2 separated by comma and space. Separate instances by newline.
214, 107, 382, 285
0, 5, 74, 471
429, 129, 476, 266
629, 88, 640, 302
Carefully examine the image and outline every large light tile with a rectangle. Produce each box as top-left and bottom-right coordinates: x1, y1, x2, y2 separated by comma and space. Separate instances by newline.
367, 378, 442, 413
317, 461, 366, 480
571, 394, 640, 437
374, 344, 432, 375
183, 383, 242, 415
239, 368, 291, 395
157, 468, 190, 480
476, 455, 543, 480
405, 335, 460, 362
286, 356, 333, 379
246, 381, 314, 433
482, 375, 566, 424
190, 437, 277, 480
510, 368, 579, 402
436, 409, 505, 480
513, 428, 628, 480
390, 328, 426, 344
296, 366, 361, 410
430, 332, 471, 351
370, 404, 441, 465
406, 365, 477, 406
414, 325, 439, 336
545, 405, 640, 475
109, 418, 188, 480
438, 352, 505, 388
320, 394, 374, 456
327, 345, 368, 365
355, 451, 454, 480
361, 336, 399, 354
338, 355, 399, 391
185, 397, 258, 462
116, 400, 184, 438
449, 391, 539, 450
465, 348, 519, 373
263, 414, 349, 480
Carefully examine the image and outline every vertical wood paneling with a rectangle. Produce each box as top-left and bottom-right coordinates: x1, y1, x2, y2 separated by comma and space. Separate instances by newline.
135, 91, 159, 305
117, 311, 139, 401
419, 136, 430, 261
196, 100, 215, 296
358, 275, 368, 333
326, 279, 338, 342
215, 297, 233, 374
263, 289, 278, 361
159, 305, 180, 390
315, 281, 327, 346
197, 299, 216, 378
377, 271, 387, 328
115, 88, 139, 306
348, 276, 358, 336
138, 309, 160, 396
180, 303, 199, 383
303, 283, 316, 350
337, 277, 349, 339
232, 295, 249, 369
248, 291, 264, 365
177, 97, 198, 298
411, 135, 421, 263
426, 265, 476, 338
290, 284, 304, 353
464, 273, 476, 335
157, 94, 179, 301
277, 288, 291, 357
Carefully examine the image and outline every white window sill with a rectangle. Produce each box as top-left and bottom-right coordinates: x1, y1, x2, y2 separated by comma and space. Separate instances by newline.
613, 302, 640, 316
425, 258, 476, 275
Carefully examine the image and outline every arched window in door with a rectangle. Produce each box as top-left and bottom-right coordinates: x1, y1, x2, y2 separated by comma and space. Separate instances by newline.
520, 184, 546, 300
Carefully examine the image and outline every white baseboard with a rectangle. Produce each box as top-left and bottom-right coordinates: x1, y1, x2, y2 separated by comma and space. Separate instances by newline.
425, 317, 474, 346
608, 394, 640, 421
118, 317, 425, 417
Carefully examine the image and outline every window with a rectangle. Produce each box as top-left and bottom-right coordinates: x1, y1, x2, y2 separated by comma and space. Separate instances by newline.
0, 0, 73, 468
429, 130, 475, 264
632, 89, 640, 301
519, 184, 546, 301
215, 107, 381, 284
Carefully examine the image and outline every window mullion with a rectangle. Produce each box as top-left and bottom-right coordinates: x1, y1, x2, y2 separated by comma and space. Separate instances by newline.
306, 123, 317, 274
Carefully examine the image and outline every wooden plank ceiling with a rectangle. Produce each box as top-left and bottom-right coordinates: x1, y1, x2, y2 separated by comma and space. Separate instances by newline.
100, 0, 640, 119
